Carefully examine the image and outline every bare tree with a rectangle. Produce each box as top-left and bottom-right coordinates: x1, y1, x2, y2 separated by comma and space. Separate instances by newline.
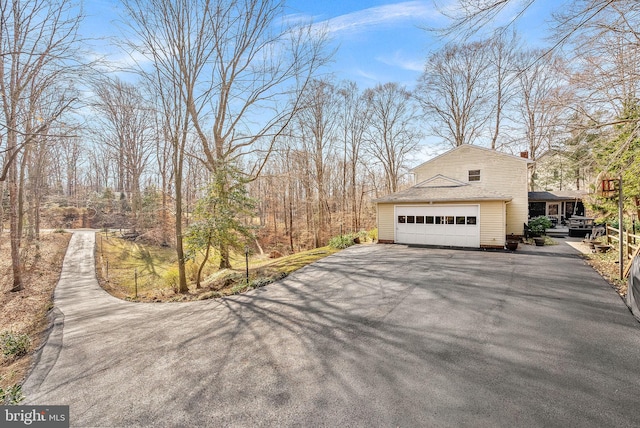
364, 83, 422, 193
417, 40, 492, 147
434, 0, 535, 38
487, 30, 521, 149
0, 0, 82, 292
436, 1, 640, 55
338, 81, 370, 231
296, 79, 340, 247
92, 78, 154, 227
120, 0, 217, 291
121, 0, 328, 274
515, 49, 568, 189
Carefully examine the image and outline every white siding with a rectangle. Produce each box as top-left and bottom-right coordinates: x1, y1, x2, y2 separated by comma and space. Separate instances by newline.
479, 201, 506, 247
412, 145, 528, 236
377, 203, 395, 242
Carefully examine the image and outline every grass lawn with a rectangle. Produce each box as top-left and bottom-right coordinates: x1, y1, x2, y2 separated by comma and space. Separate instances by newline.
96, 231, 343, 302
95, 231, 177, 300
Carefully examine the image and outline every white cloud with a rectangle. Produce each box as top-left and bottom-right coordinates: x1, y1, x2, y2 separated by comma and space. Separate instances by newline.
353, 68, 381, 84
376, 51, 425, 72
314, 1, 439, 35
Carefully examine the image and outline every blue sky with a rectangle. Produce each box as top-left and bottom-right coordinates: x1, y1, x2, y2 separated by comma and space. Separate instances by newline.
81, 0, 556, 90
286, 0, 444, 88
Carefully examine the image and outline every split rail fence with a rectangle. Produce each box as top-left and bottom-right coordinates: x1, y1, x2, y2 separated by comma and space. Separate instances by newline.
605, 226, 640, 277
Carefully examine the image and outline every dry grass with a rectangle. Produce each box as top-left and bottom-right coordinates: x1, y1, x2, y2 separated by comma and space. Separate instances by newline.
0, 231, 71, 392
583, 249, 629, 297
96, 233, 342, 302
95, 231, 178, 300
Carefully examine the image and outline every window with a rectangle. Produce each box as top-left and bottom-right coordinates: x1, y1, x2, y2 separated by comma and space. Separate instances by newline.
407, 216, 415, 224
398, 216, 406, 223
468, 169, 481, 182
466, 216, 477, 225
446, 216, 455, 224
426, 216, 434, 224
435, 216, 443, 225
416, 216, 425, 224
528, 202, 546, 218
456, 216, 466, 225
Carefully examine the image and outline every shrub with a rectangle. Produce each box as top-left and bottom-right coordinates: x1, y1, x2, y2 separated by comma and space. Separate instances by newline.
354, 230, 368, 243
0, 331, 31, 360
528, 216, 552, 236
162, 268, 180, 292
249, 272, 288, 289
328, 234, 356, 249
0, 376, 25, 405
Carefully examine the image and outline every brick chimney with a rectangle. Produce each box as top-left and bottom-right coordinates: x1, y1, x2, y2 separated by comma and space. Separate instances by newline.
520, 151, 529, 159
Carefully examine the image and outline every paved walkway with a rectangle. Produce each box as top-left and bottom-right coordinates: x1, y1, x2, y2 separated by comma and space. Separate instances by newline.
24, 231, 640, 427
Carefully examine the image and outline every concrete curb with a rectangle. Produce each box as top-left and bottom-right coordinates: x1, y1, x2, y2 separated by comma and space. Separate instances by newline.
23, 307, 65, 392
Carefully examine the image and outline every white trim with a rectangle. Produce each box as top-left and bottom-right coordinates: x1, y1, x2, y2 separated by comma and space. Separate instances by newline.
416, 174, 468, 187
468, 169, 481, 183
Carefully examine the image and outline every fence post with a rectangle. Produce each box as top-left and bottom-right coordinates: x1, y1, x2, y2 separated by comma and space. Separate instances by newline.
626, 229, 631, 259
618, 175, 624, 279
134, 268, 138, 298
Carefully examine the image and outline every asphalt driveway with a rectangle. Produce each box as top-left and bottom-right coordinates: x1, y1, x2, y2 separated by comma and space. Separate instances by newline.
24, 230, 640, 427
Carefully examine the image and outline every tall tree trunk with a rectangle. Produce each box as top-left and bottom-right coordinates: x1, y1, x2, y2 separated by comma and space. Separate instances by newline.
0, 180, 5, 234
9, 150, 23, 292
289, 197, 294, 253
174, 137, 188, 293
219, 246, 231, 270
196, 234, 212, 289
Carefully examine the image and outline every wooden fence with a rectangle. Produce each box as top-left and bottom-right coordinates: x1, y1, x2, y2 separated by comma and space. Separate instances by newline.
606, 225, 640, 260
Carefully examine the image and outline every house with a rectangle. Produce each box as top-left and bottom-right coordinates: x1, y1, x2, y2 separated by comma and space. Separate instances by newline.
375, 145, 532, 249
530, 149, 591, 193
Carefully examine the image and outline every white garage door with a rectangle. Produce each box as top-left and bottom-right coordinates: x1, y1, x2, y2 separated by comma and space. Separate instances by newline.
395, 205, 480, 248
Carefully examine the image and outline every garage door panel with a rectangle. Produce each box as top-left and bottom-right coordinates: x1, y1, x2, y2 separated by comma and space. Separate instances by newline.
396, 205, 480, 247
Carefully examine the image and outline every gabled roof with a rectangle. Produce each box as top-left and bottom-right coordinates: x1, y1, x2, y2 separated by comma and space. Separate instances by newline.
374, 175, 512, 204
410, 144, 533, 173
417, 174, 468, 188
528, 191, 586, 201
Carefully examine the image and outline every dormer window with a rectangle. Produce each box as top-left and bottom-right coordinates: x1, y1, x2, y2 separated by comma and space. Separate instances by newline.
468, 169, 481, 182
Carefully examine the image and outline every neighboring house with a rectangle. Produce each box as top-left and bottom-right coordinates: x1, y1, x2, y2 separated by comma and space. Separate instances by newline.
375, 145, 531, 249
530, 149, 591, 192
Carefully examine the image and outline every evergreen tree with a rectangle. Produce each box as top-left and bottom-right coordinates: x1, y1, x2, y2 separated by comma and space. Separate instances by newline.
590, 100, 640, 220
185, 163, 256, 286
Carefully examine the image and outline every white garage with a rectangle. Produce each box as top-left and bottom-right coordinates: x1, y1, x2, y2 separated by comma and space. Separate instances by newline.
395, 205, 480, 247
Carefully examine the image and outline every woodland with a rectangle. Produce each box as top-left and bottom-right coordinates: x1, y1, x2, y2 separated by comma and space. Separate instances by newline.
2, 0, 640, 294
